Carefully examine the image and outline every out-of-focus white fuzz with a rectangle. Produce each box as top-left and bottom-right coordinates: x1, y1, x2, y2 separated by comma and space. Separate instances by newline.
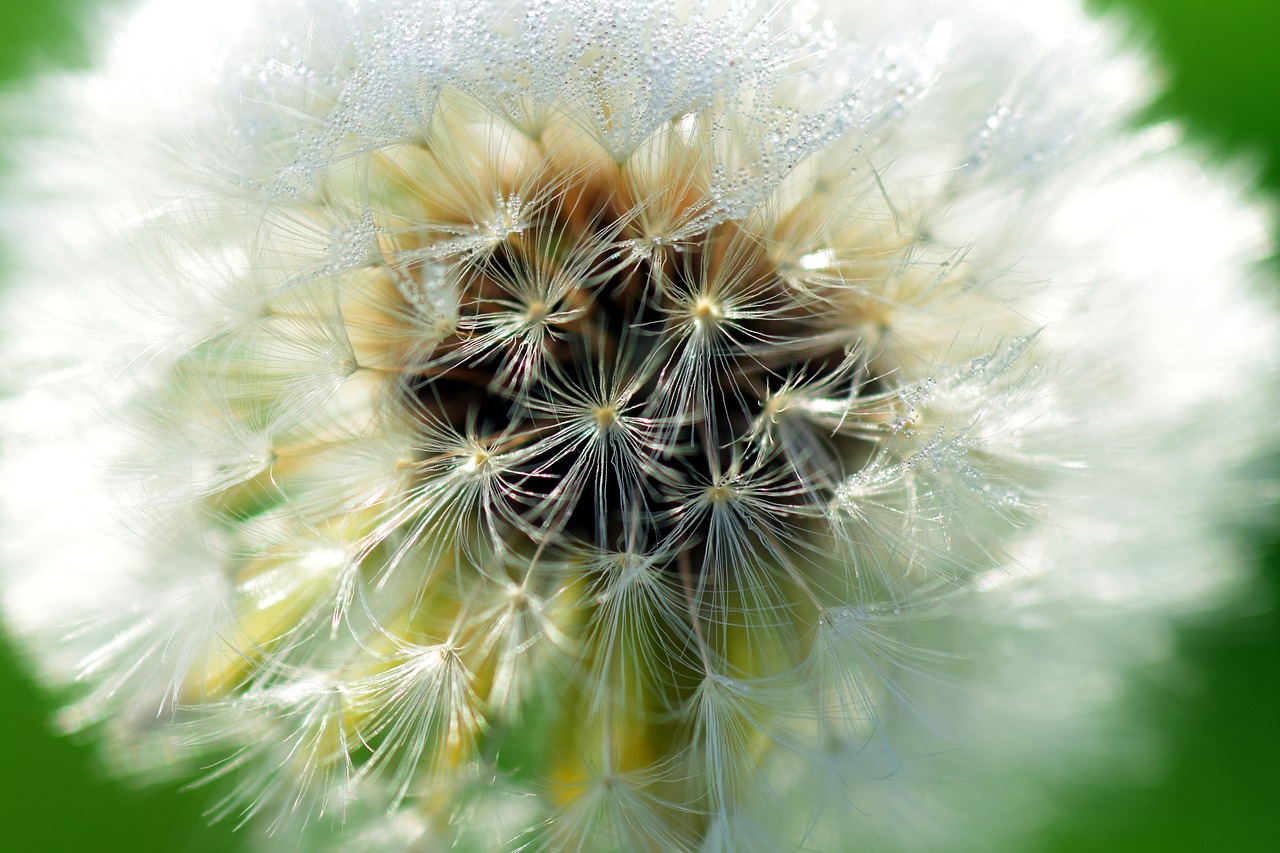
0, 0, 1275, 850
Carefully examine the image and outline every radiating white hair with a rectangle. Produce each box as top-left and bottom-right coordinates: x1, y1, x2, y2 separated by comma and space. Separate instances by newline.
1, 1, 1275, 850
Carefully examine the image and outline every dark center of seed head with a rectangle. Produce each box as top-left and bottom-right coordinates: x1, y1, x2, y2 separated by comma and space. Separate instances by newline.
404, 170, 874, 560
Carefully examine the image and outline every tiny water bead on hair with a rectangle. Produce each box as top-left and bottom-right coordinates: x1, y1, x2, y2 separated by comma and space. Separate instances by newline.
0, 1, 1275, 851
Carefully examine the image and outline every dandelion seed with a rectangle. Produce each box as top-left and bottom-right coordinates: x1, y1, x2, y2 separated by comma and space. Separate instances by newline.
0, 0, 1276, 851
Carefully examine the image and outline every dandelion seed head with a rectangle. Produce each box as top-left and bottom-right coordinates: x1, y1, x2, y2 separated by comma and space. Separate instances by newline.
0, 0, 1276, 850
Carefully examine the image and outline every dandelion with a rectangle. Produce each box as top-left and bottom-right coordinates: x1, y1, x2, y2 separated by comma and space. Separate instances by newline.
0, 0, 1275, 850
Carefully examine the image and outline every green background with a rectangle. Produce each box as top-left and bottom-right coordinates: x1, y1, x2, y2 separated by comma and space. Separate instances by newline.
0, 1, 1276, 850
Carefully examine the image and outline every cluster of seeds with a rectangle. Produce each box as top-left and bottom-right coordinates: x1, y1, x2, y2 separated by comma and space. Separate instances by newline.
386, 115, 902, 574
148, 94, 1030, 846
68, 10, 1038, 849
7, 2, 1275, 852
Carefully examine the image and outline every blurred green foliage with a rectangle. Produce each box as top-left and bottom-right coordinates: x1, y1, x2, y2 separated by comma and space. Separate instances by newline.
0, 0, 1276, 850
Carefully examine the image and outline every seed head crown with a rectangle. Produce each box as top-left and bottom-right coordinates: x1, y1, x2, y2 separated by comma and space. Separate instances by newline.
0, 1, 1275, 851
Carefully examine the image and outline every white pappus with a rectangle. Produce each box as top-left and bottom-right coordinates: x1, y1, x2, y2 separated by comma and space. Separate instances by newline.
0, 0, 1276, 850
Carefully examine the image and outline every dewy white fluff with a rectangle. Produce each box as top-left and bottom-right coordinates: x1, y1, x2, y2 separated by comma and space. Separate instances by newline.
0, 0, 1275, 850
